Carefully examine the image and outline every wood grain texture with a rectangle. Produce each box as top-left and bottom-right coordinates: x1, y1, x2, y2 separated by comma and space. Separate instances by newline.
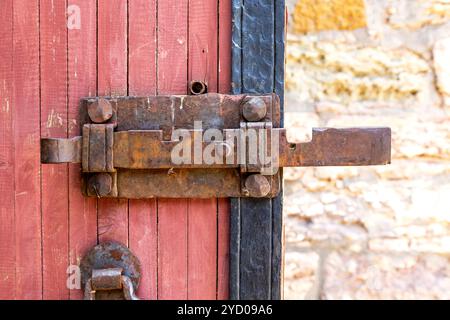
158, 199, 188, 300
230, 0, 285, 300
40, 0, 69, 300
128, 0, 158, 300
97, 0, 128, 96
157, 0, 189, 300
13, 0, 42, 299
0, 0, 15, 300
218, 0, 232, 299
219, 0, 232, 94
187, 1, 219, 300
67, 0, 98, 300
189, 0, 218, 92
97, 0, 128, 245
187, 199, 217, 300
128, 0, 157, 96
129, 200, 157, 300
217, 199, 230, 299
2, 0, 233, 300
157, 0, 188, 95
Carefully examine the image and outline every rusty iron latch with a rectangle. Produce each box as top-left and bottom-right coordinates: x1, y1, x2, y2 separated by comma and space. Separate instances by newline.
80, 242, 141, 300
40, 93, 391, 198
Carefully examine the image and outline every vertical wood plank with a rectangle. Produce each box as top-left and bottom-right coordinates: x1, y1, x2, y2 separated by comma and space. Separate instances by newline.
128, 200, 157, 300
217, 0, 232, 299
128, 0, 157, 95
128, 0, 158, 300
0, 0, 15, 300
187, 199, 217, 300
188, 0, 218, 92
158, 199, 188, 300
157, 0, 189, 95
40, 0, 69, 300
97, 0, 128, 96
218, 0, 232, 94
13, 0, 42, 299
97, 0, 128, 245
157, 0, 189, 299
187, 0, 219, 300
217, 199, 230, 300
67, 0, 98, 300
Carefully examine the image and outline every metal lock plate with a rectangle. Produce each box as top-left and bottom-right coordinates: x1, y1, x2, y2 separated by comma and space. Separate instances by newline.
41, 93, 391, 199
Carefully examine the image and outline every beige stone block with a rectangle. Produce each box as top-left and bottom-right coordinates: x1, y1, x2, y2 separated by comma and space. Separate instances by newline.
385, 0, 450, 30
323, 252, 450, 299
284, 251, 321, 299
292, 0, 367, 34
286, 37, 432, 105
434, 37, 450, 106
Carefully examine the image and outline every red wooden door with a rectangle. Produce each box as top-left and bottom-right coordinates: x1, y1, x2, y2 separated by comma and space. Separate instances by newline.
0, 0, 231, 300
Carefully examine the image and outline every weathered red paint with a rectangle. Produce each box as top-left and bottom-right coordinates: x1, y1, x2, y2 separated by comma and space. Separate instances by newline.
217, 0, 232, 299
40, 0, 69, 300
68, 0, 98, 300
97, 0, 129, 246
0, 0, 15, 300
128, 0, 158, 300
0, 0, 232, 300
14, 0, 42, 300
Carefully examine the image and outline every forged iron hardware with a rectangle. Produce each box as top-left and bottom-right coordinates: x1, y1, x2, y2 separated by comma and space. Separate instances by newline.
80, 242, 141, 300
242, 97, 267, 122
40, 93, 391, 199
244, 174, 271, 198
84, 268, 139, 300
88, 98, 113, 123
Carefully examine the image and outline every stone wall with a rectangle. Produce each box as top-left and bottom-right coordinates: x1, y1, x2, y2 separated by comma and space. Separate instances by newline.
284, 0, 450, 299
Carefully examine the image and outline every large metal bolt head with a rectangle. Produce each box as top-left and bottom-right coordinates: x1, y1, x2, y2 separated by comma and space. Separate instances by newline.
244, 174, 271, 198
242, 97, 267, 122
87, 173, 112, 197
88, 98, 113, 123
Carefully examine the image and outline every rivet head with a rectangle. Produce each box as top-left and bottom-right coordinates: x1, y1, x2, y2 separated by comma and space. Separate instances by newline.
87, 173, 112, 197
242, 97, 267, 122
244, 174, 271, 197
88, 98, 113, 123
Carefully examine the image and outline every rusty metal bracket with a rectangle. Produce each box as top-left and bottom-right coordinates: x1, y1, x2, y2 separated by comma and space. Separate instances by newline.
40, 93, 391, 199
80, 242, 141, 300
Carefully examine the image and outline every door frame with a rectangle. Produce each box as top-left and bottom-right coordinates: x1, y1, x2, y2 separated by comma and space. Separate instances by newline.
229, 0, 285, 300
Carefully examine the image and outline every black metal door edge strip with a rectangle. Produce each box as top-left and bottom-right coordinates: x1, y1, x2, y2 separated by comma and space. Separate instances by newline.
230, 0, 285, 300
